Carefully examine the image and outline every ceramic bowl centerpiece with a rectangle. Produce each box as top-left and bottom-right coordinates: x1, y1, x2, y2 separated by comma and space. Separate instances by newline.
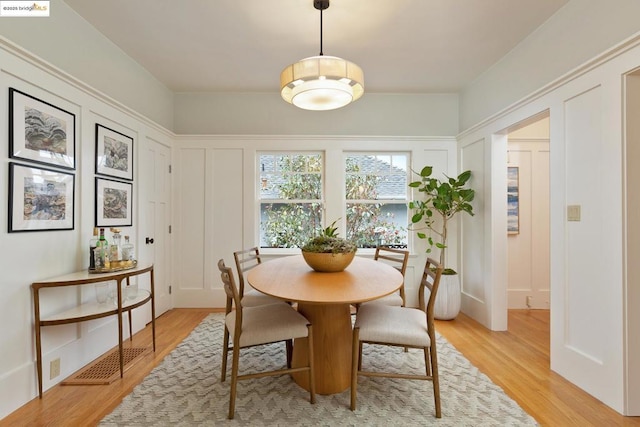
301, 220, 357, 273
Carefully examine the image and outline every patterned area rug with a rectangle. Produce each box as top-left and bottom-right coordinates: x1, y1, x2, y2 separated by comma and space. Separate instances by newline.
100, 314, 538, 426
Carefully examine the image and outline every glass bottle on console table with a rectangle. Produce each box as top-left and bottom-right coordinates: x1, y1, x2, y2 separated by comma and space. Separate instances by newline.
95, 228, 110, 269
97, 227, 108, 247
121, 235, 135, 267
110, 228, 122, 267
89, 227, 99, 269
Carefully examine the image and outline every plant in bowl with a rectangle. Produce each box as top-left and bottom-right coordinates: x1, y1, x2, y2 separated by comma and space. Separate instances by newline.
301, 220, 357, 272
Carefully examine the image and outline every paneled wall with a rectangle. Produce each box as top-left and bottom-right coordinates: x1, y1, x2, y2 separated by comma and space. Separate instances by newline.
460, 137, 486, 315
0, 39, 173, 419
172, 136, 457, 310
457, 34, 640, 415
562, 86, 608, 364
624, 71, 640, 414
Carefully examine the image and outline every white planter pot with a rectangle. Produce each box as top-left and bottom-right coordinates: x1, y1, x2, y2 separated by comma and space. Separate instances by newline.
433, 273, 461, 320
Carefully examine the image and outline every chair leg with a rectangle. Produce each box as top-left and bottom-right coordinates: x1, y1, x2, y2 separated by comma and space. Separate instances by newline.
286, 339, 293, 369
228, 345, 241, 419
350, 327, 360, 411
221, 328, 230, 382
401, 303, 408, 353
306, 325, 316, 404
429, 344, 441, 418
424, 347, 431, 376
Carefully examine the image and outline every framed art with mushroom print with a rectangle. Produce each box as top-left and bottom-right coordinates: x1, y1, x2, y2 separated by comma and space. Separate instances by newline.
95, 124, 134, 181
9, 162, 75, 232
95, 177, 133, 227
9, 88, 76, 170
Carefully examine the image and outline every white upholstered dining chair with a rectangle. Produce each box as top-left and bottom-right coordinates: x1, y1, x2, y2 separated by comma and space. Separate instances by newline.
233, 247, 283, 307
350, 257, 444, 418
218, 259, 316, 419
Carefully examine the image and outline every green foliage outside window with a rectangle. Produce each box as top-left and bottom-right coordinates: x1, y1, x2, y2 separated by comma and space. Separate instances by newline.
262, 203, 323, 248
261, 154, 323, 248
345, 157, 406, 248
260, 154, 407, 249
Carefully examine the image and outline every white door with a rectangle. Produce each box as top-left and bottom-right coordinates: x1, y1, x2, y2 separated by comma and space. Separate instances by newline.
140, 136, 172, 316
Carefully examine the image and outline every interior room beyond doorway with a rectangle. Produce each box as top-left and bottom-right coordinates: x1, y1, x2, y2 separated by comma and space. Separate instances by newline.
506, 115, 550, 310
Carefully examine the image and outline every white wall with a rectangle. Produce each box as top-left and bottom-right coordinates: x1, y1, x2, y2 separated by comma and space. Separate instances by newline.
457, 32, 640, 415
459, 136, 488, 323
171, 136, 457, 310
0, 0, 174, 130
624, 71, 640, 414
174, 92, 459, 136
507, 119, 550, 310
2, 0, 640, 420
459, 0, 640, 131
0, 39, 173, 419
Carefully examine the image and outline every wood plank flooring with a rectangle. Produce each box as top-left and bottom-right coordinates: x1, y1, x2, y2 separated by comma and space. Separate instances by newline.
2, 308, 639, 426
1, 309, 214, 427
436, 309, 640, 426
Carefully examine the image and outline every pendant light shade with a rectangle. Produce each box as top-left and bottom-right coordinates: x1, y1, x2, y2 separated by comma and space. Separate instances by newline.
280, 1, 364, 111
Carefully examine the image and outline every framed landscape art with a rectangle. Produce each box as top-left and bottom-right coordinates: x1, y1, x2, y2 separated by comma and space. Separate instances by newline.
9, 162, 75, 232
95, 124, 134, 181
9, 88, 76, 170
507, 166, 520, 235
95, 177, 133, 227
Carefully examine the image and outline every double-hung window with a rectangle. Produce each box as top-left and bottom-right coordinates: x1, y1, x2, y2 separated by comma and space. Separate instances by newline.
258, 152, 323, 248
345, 153, 408, 248
257, 151, 408, 250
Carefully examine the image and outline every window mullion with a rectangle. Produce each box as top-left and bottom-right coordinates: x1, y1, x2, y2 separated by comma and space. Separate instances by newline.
325, 148, 344, 231
260, 199, 320, 204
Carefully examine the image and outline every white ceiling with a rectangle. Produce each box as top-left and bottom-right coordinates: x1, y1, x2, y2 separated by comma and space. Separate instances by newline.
63, 0, 568, 94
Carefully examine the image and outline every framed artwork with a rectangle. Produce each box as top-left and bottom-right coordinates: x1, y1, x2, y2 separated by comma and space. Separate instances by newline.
9, 88, 76, 170
96, 178, 133, 227
95, 124, 134, 180
9, 162, 75, 232
507, 166, 520, 235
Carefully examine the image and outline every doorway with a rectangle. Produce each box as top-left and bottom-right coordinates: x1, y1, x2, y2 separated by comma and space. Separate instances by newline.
503, 111, 551, 365
506, 113, 550, 310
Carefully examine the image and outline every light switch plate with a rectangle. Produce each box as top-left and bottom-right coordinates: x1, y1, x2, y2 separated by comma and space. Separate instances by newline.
567, 205, 581, 221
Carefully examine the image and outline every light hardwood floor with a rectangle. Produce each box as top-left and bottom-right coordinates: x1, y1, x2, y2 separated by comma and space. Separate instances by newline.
2, 308, 639, 426
437, 310, 640, 426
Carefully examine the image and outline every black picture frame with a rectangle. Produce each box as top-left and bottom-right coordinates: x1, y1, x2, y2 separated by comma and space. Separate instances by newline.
95, 177, 133, 227
9, 162, 75, 232
95, 123, 134, 181
9, 88, 76, 170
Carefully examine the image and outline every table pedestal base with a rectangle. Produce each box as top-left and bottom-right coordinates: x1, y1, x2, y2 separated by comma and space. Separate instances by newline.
291, 303, 352, 395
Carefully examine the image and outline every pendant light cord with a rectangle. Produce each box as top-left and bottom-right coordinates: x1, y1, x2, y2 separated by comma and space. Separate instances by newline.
319, 6, 323, 56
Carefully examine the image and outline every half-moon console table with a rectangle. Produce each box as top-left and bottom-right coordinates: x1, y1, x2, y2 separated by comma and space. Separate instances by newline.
31, 264, 155, 398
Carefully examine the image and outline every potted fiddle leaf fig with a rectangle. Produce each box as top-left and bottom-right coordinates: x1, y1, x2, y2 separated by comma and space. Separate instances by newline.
408, 166, 475, 319
301, 219, 357, 272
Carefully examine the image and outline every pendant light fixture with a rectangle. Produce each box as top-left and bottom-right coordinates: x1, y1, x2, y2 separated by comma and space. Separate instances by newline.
280, 0, 364, 111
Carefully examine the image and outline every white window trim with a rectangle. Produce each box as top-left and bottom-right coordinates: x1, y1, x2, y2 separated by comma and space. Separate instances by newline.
246, 136, 456, 256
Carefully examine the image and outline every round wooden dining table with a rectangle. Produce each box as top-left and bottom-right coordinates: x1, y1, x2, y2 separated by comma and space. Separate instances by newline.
247, 254, 403, 394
